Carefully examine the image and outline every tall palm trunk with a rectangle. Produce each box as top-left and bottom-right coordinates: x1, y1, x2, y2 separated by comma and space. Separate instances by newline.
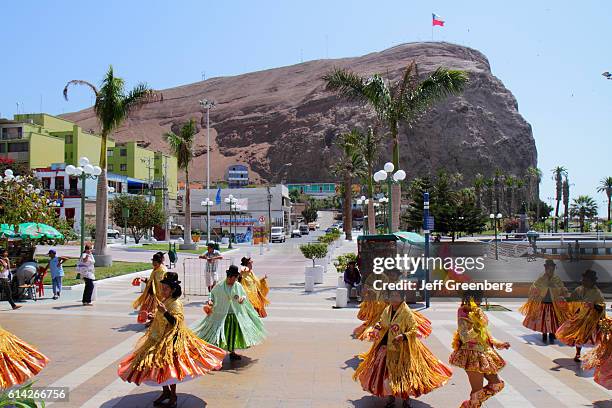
367, 167, 375, 233
343, 175, 353, 240
184, 167, 192, 245
607, 189, 612, 232
94, 132, 109, 265
391, 125, 401, 232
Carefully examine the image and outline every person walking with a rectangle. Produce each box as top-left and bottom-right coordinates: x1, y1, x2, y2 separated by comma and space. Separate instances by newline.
45, 249, 68, 300
0, 248, 20, 310
78, 244, 96, 306
199, 243, 223, 292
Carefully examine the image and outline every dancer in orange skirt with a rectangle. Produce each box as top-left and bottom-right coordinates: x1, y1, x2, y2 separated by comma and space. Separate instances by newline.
449, 290, 510, 408
0, 325, 49, 390
519, 259, 569, 343
583, 315, 611, 389
239, 257, 270, 318
556, 269, 605, 362
354, 292, 451, 408
133, 252, 167, 324
119, 272, 226, 407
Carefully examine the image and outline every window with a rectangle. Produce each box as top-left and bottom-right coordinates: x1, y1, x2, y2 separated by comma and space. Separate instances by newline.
108, 164, 114, 172
120, 164, 127, 171
107, 149, 114, 157
2, 127, 22, 140
65, 135, 73, 144
120, 149, 127, 157
8, 142, 28, 152
0, 144, 5, 153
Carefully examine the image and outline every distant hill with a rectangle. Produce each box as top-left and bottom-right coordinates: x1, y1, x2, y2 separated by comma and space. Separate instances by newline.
62, 42, 537, 185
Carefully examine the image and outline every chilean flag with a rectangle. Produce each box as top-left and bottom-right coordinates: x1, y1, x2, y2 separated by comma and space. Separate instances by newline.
432, 13, 445, 26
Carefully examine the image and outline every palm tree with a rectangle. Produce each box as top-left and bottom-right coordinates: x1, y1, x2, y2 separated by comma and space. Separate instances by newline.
355, 127, 382, 233
570, 195, 598, 232
164, 119, 197, 247
526, 167, 542, 222
493, 170, 504, 214
597, 176, 612, 232
552, 166, 567, 232
485, 178, 494, 213
63, 66, 158, 265
332, 130, 365, 240
504, 175, 516, 216
324, 62, 468, 231
473, 173, 485, 210
562, 176, 570, 232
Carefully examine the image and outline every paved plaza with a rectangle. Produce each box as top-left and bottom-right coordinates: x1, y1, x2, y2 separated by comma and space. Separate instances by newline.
2, 228, 611, 408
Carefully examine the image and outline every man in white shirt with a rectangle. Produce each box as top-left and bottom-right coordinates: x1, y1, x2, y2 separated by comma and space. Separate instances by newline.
199, 243, 223, 292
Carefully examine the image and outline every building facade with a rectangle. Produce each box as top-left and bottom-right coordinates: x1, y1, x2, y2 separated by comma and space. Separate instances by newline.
225, 164, 249, 188
287, 182, 336, 198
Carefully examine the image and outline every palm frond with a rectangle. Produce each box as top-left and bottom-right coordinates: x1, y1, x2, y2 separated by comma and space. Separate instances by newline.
402, 68, 468, 120
63, 79, 98, 101
323, 68, 366, 101
123, 82, 161, 116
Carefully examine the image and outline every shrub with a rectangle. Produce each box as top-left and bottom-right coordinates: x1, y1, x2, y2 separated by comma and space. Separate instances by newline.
299, 243, 328, 267
503, 218, 519, 233
334, 253, 357, 273
317, 234, 335, 244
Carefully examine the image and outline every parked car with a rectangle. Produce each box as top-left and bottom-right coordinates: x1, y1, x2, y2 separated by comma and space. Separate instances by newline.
169, 224, 185, 235
299, 225, 309, 235
315, 223, 320, 229
107, 228, 121, 239
270, 226, 286, 243
325, 227, 334, 233
308, 222, 317, 231
291, 229, 302, 238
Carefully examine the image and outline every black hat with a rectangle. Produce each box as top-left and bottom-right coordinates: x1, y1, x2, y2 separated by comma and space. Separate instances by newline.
152, 252, 165, 263
240, 257, 252, 266
160, 272, 181, 288
226, 265, 240, 277
544, 259, 556, 267
582, 269, 598, 282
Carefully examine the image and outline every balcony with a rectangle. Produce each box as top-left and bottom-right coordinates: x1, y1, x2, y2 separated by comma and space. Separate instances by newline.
1, 152, 29, 161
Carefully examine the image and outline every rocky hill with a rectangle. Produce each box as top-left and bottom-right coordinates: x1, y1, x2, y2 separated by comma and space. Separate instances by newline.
62, 42, 537, 185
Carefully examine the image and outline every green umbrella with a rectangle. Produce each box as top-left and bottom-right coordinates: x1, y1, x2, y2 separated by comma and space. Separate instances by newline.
18, 222, 64, 240
393, 231, 426, 245
0, 224, 17, 238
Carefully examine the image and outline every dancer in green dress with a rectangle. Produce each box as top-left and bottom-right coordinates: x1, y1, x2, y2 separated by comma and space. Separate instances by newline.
192, 265, 266, 361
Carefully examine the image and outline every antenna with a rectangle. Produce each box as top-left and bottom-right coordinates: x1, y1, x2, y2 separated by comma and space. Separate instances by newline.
300, 48, 303, 63
325, 35, 328, 58
201, 71, 206, 81
40, 94, 43, 113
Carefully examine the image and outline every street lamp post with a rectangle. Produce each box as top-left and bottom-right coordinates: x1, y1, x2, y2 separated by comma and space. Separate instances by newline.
65, 158, 101, 255
374, 163, 406, 233
224, 195, 237, 249
356, 195, 367, 234
201, 198, 214, 244
489, 212, 503, 260
122, 206, 130, 245
199, 99, 215, 244
379, 196, 388, 233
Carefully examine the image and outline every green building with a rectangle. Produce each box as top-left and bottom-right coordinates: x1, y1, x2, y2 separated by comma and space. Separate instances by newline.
0, 113, 177, 204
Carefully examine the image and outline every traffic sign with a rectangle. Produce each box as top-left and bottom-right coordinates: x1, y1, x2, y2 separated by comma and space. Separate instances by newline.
258, 215, 266, 223
424, 216, 435, 231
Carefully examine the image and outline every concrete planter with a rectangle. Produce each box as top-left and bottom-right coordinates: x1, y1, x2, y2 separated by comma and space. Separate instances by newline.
305, 265, 324, 284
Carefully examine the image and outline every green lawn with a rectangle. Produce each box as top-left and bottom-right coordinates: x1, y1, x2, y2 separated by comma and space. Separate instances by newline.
36, 257, 151, 286
129, 243, 230, 254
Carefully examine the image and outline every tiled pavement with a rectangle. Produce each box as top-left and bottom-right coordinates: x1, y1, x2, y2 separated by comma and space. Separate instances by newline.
2, 227, 611, 407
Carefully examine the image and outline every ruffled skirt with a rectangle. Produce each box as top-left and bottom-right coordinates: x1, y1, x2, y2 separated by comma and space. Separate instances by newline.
520, 301, 566, 334
555, 306, 600, 346
0, 328, 49, 389
582, 319, 612, 390
117, 330, 225, 386
449, 348, 506, 375
356, 342, 452, 399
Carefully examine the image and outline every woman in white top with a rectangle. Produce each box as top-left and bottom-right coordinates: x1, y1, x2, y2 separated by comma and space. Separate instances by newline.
79, 244, 96, 306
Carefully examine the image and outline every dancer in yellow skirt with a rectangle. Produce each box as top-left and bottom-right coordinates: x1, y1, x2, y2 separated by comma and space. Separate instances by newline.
583, 315, 611, 389
0, 325, 49, 390
118, 272, 226, 407
519, 259, 569, 343
556, 269, 605, 362
354, 292, 451, 408
449, 290, 510, 408
133, 252, 167, 324
239, 257, 270, 318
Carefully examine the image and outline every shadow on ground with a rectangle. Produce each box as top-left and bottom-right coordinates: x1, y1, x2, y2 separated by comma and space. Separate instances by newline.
593, 400, 612, 408
112, 323, 146, 333
342, 356, 360, 371
221, 355, 258, 373
349, 395, 433, 407
551, 357, 595, 378
101, 391, 207, 407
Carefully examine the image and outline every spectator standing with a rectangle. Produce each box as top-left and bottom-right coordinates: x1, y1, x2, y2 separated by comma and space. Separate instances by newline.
78, 244, 96, 306
199, 243, 223, 292
0, 248, 20, 310
45, 249, 68, 300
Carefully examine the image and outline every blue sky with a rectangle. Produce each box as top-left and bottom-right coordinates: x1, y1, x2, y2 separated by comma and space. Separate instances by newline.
1, 0, 611, 214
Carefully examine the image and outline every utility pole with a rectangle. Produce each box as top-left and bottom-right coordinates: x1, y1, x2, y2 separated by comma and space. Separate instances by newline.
267, 185, 273, 241
199, 99, 215, 244
140, 157, 155, 203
